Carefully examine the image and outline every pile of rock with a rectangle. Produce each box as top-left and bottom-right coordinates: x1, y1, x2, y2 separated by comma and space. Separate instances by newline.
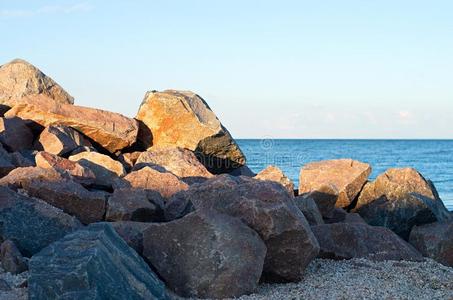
0, 59, 451, 300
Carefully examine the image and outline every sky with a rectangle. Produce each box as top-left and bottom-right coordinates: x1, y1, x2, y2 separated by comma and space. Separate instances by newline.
1, 0, 452, 139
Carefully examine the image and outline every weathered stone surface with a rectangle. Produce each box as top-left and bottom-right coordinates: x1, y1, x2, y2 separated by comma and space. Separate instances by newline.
118, 151, 142, 172
167, 175, 319, 282
300, 184, 339, 218
299, 159, 371, 208
312, 223, 423, 261
135, 147, 213, 180
29, 223, 169, 300
22, 179, 107, 224
117, 166, 188, 198
9, 151, 35, 168
35, 151, 96, 186
35, 125, 92, 156
229, 165, 256, 177
344, 213, 366, 224
0, 240, 28, 274
106, 188, 164, 222
111, 221, 154, 255
323, 208, 348, 224
0, 166, 67, 190
353, 168, 451, 240
0, 117, 33, 152
0, 59, 74, 106
0, 145, 15, 177
409, 222, 453, 267
256, 165, 294, 196
69, 151, 126, 187
6, 94, 138, 153
0, 186, 81, 256
294, 196, 324, 226
136, 90, 246, 173
143, 210, 266, 299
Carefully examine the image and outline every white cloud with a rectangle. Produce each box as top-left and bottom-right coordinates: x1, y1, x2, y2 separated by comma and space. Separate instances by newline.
0, 2, 93, 18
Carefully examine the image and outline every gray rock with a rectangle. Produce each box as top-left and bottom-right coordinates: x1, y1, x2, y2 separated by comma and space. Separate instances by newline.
0, 240, 27, 274
294, 196, 324, 226
0, 117, 34, 152
111, 221, 154, 255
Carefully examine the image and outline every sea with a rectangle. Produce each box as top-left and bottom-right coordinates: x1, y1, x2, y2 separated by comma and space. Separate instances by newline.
237, 139, 453, 211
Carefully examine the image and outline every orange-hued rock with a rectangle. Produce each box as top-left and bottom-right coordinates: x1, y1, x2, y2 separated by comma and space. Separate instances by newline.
299, 159, 371, 208
5, 95, 138, 153
135, 90, 245, 174
255, 165, 294, 196
36, 125, 92, 156
0, 59, 73, 106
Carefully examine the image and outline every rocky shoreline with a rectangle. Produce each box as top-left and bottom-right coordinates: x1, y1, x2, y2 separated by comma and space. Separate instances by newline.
0, 59, 452, 299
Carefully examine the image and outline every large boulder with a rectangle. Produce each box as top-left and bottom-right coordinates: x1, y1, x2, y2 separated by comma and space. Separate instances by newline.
143, 210, 266, 299
5, 94, 138, 153
167, 175, 319, 282
312, 223, 423, 261
35, 125, 92, 156
255, 165, 294, 196
0, 117, 34, 152
135, 90, 246, 173
294, 196, 324, 226
353, 168, 451, 240
0, 186, 81, 256
409, 222, 453, 267
0, 166, 68, 189
299, 159, 371, 209
0, 59, 74, 107
28, 223, 169, 300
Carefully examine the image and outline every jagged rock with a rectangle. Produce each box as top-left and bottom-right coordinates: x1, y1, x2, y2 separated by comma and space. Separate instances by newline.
294, 196, 324, 226
353, 168, 451, 240
299, 159, 371, 208
136, 90, 246, 173
111, 221, 154, 255
5, 94, 138, 153
117, 166, 188, 198
312, 223, 423, 261
134, 147, 213, 180
143, 210, 266, 299
0, 117, 33, 152
167, 175, 319, 282
22, 179, 107, 224
0, 240, 28, 274
0, 59, 74, 106
69, 152, 126, 188
106, 188, 164, 222
28, 223, 169, 300
35, 151, 96, 186
255, 165, 294, 196
118, 151, 142, 172
0, 166, 67, 190
409, 222, 453, 267
0, 145, 15, 177
35, 125, 92, 156
0, 186, 81, 256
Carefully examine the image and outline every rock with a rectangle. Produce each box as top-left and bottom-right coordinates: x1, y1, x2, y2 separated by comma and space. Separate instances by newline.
118, 151, 142, 172
0, 117, 34, 152
134, 147, 213, 180
28, 223, 169, 300
0, 279, 11, 291
0, 166, 68, 190
323, 208, 348, 224
0, 59, 74, 106
69, 151, 126, 188
35, 125, 92, 156
143, 210, 266, 299
311, 223, 423, 261
255, 165, 294, 196
0, 145, 15, 177
294, 196, 324, 226
167, 175, 319, 282
0, 186, 81, 256
111, 221, 154, 255
0, 240, 28, 274
299, 159, 371, 208
117, 166, 189, 198
344, 213, 366, 224
9, 151, 35, 168
409, 222, 453, 267
22, 179, 107, 224
228, 165, 256, 177
5, 94, 138, 153
35, 151, 96, 186
136, 90, 246, 173
106, 188, 164, 222
353, 168, 452, 240
300, 184, 339, 218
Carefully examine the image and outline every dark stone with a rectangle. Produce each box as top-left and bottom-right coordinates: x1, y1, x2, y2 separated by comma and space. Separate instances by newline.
0, 117, 34, 152
294, 196, 324, 226
0, 240, 28, 274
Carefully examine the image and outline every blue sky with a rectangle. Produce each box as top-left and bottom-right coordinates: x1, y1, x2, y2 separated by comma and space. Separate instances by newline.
1, 0, 452, 139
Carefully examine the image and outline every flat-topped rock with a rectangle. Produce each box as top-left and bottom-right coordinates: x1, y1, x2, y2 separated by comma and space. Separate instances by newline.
0, 166, 68, 189
255, 165, 294, 196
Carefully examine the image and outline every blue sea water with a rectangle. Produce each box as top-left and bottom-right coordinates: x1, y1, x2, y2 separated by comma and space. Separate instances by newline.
237, 139, 453, 211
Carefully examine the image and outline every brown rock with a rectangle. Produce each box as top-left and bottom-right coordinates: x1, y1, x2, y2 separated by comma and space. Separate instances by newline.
409, 222, 453, 267
117, 151, 142, 172
106, 188, 164, 222
167, 175, 319, 283
301, 184, 338, 218
312, 223, 423, 261
0, 117, 34, 151
35, 125, 92, 156
353, 168, 451, 240
0, 240, 28, 274
294, 196, 324, 226
5, 94, 138, 153
299, 159, 371, 208
255, 165, 294, 196
0, 59, 74, 106
143, 210, 266, 299
136, 90, 246, 173
0, 166, 67, 189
